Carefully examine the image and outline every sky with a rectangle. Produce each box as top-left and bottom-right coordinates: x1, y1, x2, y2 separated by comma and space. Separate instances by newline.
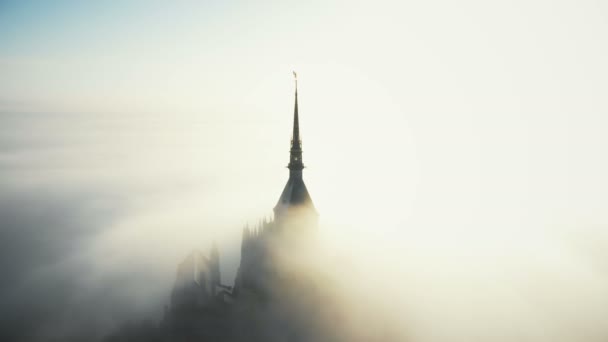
1, 0, 608, 341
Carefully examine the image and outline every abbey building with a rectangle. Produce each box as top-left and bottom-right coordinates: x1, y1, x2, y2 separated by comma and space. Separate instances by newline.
234, 79, 318, 296
150, 77, 324, 341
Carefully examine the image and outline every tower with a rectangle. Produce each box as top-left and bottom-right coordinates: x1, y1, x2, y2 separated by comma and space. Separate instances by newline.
234, 73, 318, 295
273, 72, 318, 228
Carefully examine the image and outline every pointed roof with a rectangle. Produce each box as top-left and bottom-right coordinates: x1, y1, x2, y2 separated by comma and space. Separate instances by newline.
275, 175, 314, 209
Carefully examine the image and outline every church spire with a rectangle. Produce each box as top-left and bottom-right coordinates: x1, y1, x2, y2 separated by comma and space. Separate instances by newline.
274, 72, 316, 218
288, 71, 304, 173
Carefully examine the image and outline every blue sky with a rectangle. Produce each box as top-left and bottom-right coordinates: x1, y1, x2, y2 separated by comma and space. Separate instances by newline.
1, 1, 338, 113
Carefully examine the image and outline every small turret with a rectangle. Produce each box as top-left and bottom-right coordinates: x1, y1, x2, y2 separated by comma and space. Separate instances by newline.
210, 242, 220, 295
241, 224, 250, 253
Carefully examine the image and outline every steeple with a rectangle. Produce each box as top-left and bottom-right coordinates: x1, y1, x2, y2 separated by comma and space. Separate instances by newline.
274, 72, 316, 218
288, 71, 304, 174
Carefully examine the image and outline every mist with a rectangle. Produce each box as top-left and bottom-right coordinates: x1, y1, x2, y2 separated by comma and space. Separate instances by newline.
2, 0, 608, 341
2, 107, 608, 341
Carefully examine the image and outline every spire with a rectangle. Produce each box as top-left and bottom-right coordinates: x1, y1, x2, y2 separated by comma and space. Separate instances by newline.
274, 72, 316, 217
288, 71, 304, 173
242, 224, 250, 240
210, 241, 220, 290
292, 71, 300, 149
211, 241, 219, 259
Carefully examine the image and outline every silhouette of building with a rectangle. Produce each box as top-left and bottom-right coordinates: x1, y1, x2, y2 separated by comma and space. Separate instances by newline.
233, 76, 318, 297
106, 76, 405, 342
170, 244, 222, 311
145, 75, 325, 341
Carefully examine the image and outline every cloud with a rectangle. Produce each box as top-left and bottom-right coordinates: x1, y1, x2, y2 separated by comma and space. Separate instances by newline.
0, 185, 129, 340
0, 111, 245, 341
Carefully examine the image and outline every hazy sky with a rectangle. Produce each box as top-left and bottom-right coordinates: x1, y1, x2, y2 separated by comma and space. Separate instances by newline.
1, 0, 608, 341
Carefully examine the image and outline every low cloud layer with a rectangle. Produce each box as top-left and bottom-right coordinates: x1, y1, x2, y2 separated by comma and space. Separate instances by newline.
0, 113, 245, 340
2, 106, 608, 341
0, 186, 129, 340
